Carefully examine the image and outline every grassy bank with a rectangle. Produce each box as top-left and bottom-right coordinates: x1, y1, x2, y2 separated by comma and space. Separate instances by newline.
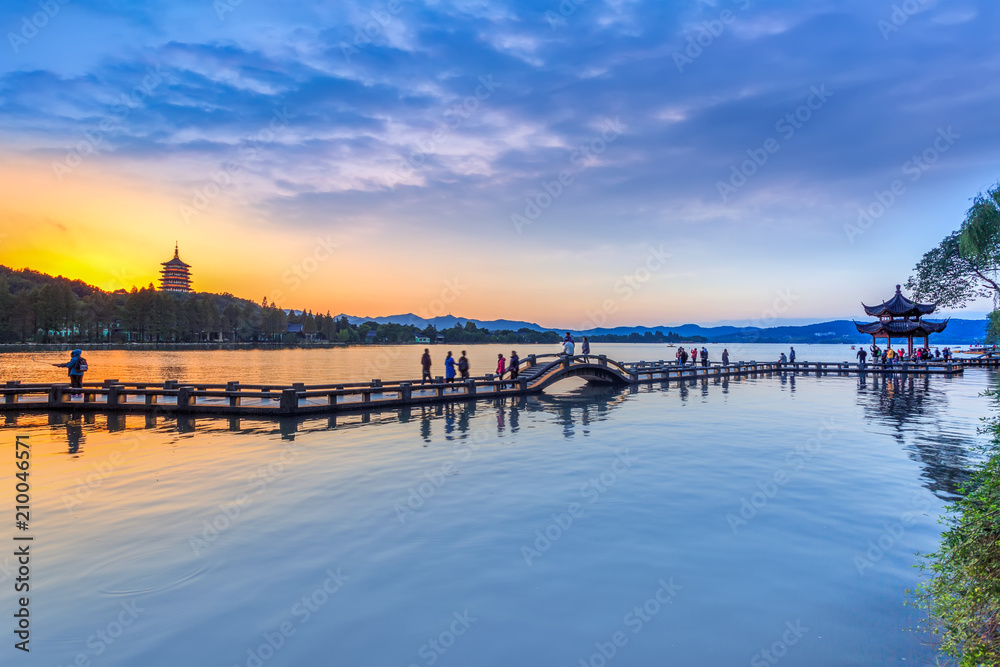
915, 392, 1000, 664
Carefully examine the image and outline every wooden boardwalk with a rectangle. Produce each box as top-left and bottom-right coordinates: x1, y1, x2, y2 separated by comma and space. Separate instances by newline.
1, 353, 986, 418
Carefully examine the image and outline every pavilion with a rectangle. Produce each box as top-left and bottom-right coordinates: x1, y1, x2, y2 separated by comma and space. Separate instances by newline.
854, 284, 948, 354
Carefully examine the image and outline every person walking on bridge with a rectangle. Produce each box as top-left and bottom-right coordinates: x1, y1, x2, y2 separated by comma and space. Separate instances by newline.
789, 347, 796, 363
509, 350, 520, 382
700, 347, 709, 368
722, 349, 730, 366
581, 337, 590, 361
857, 347, 868, 368
444, 351, 457, 383
458, 351, 470, 379
496, 353, 506, 387
420, 348, 432, 384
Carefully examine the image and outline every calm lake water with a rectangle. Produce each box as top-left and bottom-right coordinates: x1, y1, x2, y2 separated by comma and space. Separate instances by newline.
0, 342, 971, 386
1, 345, 993, 666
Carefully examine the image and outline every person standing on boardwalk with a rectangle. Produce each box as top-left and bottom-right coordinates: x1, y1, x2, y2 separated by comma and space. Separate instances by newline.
509, 350, 520, 383
857, 347, 868, 368
700, 347, 709, 368
54, 349, 87, 394
675, 347, 682, 365
680, 347, 689, 366
458, 351, 470, 379
581, 337, 591, 361
721, 349, 730, 366
444, 351, 457, 383
420, 348, 432, 384
496, 353, 506, 387
789, 347, 796, 363
691, 347, 698, 364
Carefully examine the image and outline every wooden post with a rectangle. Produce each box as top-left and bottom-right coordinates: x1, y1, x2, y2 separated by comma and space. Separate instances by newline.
400, 383, 412, 402
228, 381, 241, 407
279, 388, 298, 414
49, 385, 65, 405
176, 386, 194, 408
5, 381, 19, 405
598, 355, 607, 367
466, 379, 476, 395
107, 385, 122, 408
527, 354, 536, 367
144, 392, 157, 406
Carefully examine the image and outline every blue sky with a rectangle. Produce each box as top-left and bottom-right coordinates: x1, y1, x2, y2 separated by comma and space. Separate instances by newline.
1, 0, 998, 326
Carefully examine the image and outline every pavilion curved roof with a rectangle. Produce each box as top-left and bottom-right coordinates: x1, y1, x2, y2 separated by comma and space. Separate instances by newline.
854, 319, 949, 336
862, 284, 936, 318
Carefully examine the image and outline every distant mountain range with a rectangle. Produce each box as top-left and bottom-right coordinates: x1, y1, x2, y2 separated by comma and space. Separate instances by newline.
337, 313, 989, 344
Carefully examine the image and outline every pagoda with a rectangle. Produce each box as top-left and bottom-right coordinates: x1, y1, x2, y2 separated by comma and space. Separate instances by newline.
854, 284, 947, 354
159, 243, 192, 293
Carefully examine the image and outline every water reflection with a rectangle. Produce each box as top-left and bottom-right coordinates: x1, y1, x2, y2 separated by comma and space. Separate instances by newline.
855, 372, 985, 499
8, 371, 989, 503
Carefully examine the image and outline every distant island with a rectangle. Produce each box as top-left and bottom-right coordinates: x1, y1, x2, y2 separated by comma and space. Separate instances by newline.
0, 265, 985, 347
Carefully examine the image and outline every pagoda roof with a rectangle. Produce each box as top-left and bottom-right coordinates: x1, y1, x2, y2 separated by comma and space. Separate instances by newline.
854, 319, 949, 336
161, 244, 190, 269
862, 284, 936, 318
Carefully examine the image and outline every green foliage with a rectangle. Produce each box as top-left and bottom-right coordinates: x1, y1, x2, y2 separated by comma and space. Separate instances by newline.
907, 184, 1000, 308
914, 391, 1000, 664
987, 310, 1000, 346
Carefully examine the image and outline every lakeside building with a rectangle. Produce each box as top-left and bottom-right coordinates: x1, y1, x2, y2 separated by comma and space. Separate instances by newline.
854, 284, 948, 354
159, 243, 192, 293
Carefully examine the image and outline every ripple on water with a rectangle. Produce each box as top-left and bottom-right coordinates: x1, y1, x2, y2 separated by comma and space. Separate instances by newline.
89, 541, 210, 598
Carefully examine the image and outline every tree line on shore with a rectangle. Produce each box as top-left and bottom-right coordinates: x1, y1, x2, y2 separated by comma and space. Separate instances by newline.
0, 266, 708, 346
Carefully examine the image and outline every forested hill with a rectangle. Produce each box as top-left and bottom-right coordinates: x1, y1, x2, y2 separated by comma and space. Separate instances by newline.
0, 265, 987, 344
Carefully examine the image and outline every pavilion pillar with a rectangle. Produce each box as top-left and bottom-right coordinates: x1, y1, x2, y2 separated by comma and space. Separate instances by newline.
908, 337, 913, 355
924, 335, 929, 350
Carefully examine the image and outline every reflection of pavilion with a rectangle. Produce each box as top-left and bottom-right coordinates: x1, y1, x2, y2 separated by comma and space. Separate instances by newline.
855, 373, 972, 499
854, 284, 948, 355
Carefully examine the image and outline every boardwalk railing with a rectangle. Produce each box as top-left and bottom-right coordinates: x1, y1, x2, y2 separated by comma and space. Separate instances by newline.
1, 355, 973, 417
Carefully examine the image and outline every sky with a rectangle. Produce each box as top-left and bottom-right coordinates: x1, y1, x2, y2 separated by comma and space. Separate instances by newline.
0, 0, 998, 329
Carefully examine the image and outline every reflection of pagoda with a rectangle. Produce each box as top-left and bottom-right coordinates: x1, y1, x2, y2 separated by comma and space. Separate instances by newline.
159, 243, 192, 293
854, 284, 947, 354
